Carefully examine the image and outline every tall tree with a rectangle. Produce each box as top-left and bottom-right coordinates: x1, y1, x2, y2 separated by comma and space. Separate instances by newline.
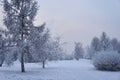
3, 0, 38, 72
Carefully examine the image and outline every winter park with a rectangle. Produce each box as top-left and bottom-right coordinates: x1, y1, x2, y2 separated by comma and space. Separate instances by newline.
0, 0, 120, 80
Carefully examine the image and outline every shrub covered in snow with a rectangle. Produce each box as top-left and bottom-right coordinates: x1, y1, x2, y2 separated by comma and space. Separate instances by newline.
93, 51, 120, 71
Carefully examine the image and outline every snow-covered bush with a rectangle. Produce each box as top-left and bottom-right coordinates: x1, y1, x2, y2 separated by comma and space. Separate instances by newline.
93, 51, 120, 71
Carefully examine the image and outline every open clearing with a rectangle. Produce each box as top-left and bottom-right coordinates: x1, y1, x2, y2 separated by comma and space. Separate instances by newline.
0, 59, 120, 80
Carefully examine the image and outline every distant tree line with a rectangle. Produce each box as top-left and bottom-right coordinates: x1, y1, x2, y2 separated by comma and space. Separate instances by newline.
86, 32, 120, 59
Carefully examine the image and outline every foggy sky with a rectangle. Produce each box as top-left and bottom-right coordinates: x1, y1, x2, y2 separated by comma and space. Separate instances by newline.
36, 0, 120, 46
0, 0, 120, 53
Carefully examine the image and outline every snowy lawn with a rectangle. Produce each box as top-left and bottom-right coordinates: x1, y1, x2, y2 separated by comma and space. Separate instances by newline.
0, 59, 120, 80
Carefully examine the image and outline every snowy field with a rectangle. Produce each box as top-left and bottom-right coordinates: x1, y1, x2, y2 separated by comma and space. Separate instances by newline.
0, 59, 120, 80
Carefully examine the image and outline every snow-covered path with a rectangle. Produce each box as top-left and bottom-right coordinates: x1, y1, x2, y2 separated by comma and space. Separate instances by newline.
0, 59, 120, 80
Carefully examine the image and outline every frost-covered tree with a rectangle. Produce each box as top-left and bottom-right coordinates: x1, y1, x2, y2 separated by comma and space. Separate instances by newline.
0, 29, 12, 67
29, 24, 50, 68
87, 32, 120, 59
3, 0, 38, 72
87, 32, 111, 59
74, 42, 84, 60
47, 37, 65, 61
100, 32, 110, 51
88, 37, 101, 58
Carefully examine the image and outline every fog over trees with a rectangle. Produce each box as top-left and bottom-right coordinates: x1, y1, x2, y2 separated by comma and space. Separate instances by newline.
0, 1, 120, 79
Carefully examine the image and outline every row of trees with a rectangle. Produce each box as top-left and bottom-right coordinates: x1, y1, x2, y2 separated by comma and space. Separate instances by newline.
0, 0, 66, 72
72, 32, 120, 60
87, 32, 120, 59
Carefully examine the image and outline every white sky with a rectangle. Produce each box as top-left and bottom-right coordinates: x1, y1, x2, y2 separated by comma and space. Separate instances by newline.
0, 0, 120, 53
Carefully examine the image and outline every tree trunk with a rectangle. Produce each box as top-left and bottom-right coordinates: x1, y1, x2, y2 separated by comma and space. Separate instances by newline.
42, 60, 45, 69
0, 54, 4, 67
0, 59, 4, 67
0, 63, 2, 67
21, 3, 25, 72
21, 52, 25, 72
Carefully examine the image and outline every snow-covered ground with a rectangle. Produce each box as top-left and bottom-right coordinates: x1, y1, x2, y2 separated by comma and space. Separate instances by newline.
0, 59, 120, 80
